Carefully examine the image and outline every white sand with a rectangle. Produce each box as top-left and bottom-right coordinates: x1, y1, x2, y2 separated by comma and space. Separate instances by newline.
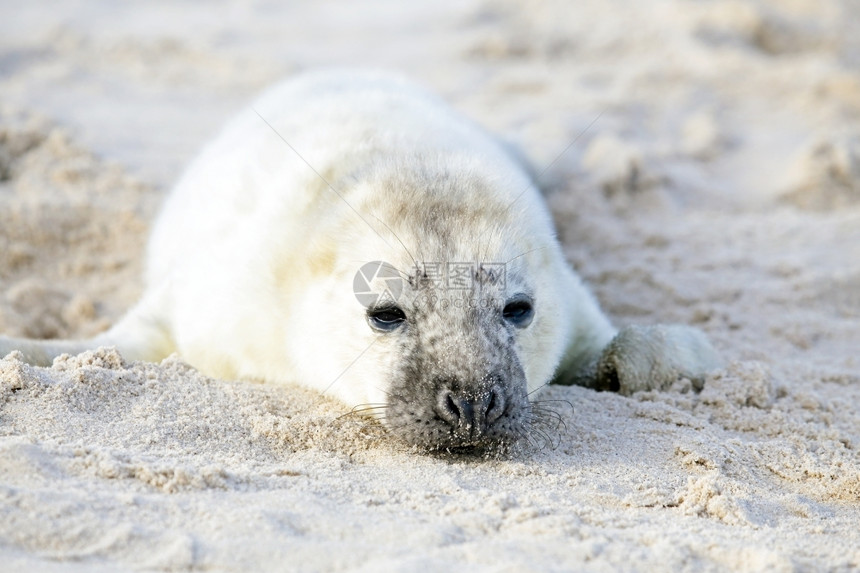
1, 0, 859, 570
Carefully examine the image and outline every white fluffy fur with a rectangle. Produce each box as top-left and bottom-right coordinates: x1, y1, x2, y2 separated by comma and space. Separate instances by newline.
0, 71, 720, 410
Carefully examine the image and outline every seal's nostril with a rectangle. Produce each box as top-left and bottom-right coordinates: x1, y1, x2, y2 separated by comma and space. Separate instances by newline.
484, 386, 506, 426
437, 390, 476, 430
437, 390, 463, 427
436, 385, 506, 437
445, 393, 460, 422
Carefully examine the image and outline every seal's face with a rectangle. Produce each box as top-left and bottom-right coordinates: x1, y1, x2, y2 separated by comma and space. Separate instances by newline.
329, 162, 572, 451
364, 264, 536, 450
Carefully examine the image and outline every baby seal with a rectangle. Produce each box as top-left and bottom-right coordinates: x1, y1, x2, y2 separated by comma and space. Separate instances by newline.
0, 71, 721, 449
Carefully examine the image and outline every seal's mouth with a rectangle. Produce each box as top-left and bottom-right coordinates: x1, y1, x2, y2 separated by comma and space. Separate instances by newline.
385, 404, 531, 453
427, 441, 516, 459
407, 427, 522, 456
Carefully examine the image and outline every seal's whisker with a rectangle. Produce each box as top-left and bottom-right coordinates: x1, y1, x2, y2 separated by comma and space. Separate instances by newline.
480, 220, 503, 269
349, 411, 387, 417
534, 419, 562, 449
374, 262, 411, 282
516, 417, 551, 450
527, 428, 552, 451
527, 415, 565, 434
332, 415, 384, 430
529, 409, 564, 420
521, 408, 565, 449
349, 403, 389, 410
505, 246, 548, 266
531, 422, 555, 434
529, 407, 565, 427
370, 213, 419, 271
532, 398, 575, 411
321, 337, 382, 396
526, 383, 551, 399
348, 410, 388, 418
529, 402, 567, 415
531, 400, 574, 418
526, 409, 562, 424
347, 418, 388, 435
515, 427, 540, 451
371, 386, 396, 399
334, 402, 390, 422
349, 260, 412, 281
530, 404, 566, 419
254, 108, 408, 259
528, 409, 568, 432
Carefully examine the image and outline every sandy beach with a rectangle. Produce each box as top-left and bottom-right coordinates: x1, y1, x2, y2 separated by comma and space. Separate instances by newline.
1, 0, 859, 570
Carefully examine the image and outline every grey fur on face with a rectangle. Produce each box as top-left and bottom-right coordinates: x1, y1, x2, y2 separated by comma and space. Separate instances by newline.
381, 269, 532, 449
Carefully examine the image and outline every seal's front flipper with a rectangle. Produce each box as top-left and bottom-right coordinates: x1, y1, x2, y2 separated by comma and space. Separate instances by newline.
593, 324, 723, 394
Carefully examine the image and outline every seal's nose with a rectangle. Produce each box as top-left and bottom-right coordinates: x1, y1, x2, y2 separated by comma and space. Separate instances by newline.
436, 385, 506, 439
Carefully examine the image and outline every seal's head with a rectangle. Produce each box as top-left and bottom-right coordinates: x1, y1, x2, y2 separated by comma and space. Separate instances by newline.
290, 153, 573, 450
371, 264, 535, 450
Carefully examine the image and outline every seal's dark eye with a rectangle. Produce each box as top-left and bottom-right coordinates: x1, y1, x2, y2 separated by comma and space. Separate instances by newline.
367, 306, 406, 332
503, 297, 534, 328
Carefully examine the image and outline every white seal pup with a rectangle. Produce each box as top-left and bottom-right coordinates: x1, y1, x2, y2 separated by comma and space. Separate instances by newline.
0, 71, 721, 449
